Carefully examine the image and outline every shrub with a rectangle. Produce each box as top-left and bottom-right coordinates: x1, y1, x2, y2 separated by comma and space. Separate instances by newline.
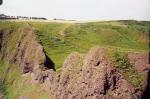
113, 51, 145, 89
113, 52, 132, 69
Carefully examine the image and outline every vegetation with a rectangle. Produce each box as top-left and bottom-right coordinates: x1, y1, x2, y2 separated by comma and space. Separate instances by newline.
113, 52, 132, 69
30, 20, 149, 69
0, 80, 5, 92
0, 80, 6, 97
0, 20, 149, 98
112, 51, 146, 89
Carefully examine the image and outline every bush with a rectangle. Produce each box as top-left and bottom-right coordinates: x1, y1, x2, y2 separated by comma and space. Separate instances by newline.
113, 52, 132, 69
113, 51, 145, 89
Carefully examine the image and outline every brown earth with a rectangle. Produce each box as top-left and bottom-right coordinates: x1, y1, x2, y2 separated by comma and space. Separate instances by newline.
128, 52, 149, 73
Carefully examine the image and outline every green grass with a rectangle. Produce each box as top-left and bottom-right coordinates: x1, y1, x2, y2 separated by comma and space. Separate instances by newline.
0, 60, 50, 99
29, 20, 149, 69
0, 79, 6, 96
5, 74, 51, 99
111, 51, 146, 89
0, 60, 21, 99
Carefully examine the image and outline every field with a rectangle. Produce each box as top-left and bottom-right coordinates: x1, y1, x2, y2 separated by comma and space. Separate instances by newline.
30, 20, 149, 69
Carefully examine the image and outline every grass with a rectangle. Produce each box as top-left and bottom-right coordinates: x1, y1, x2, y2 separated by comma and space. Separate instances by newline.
29, 20, 149, 69
5, 74, 50, 99
0, 60, 50, 99
0, 22, 52, 99
0, 60, 21, 99
111, 51, 146, 89
0, 20, 149, 98
0, 79, 6, 96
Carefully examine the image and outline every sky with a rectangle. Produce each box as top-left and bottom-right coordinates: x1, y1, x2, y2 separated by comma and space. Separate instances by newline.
0, 0, 150, 20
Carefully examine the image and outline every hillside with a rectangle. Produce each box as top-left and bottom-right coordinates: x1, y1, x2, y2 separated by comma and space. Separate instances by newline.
0, 20, 149, 99
30, 20, 149, 69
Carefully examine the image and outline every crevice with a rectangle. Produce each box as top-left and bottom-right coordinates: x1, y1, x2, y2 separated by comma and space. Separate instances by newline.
141, 70, 150, 99
113, 76, 117, 88
23, 62, 33, 73
44, 54, 56, 71
104, 75, 110, 95
95, 61, 101, 66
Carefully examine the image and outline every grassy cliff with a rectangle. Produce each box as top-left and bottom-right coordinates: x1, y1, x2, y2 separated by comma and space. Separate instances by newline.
0, 20, 149, 99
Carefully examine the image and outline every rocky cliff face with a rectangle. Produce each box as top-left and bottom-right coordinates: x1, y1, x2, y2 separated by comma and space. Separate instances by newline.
0, 25, 149, 99
0, 25, 55, 84
49, 47, 141, 99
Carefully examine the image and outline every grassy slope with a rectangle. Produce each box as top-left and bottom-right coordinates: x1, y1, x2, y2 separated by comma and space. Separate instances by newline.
0, 20, 149, 98
30, 20, 149, 69
0, 22, 50, 99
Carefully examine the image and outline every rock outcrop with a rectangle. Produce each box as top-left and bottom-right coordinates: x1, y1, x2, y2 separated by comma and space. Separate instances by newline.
0, 25, 55, 83
49, 47, 139, 99
128, 52, 149, 73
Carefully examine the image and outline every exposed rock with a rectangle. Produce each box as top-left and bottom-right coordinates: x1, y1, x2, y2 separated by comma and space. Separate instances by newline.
0, 25, 55, 84
0, 92, 4, 99
62, 52, 82, 68
128, 52, 149, 73
50, 47, 138, 99
14, 27, 46, 73
50, 52, 83, 99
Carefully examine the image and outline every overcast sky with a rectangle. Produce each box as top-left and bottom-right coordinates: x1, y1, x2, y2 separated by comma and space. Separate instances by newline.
0, 0, 150, 20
